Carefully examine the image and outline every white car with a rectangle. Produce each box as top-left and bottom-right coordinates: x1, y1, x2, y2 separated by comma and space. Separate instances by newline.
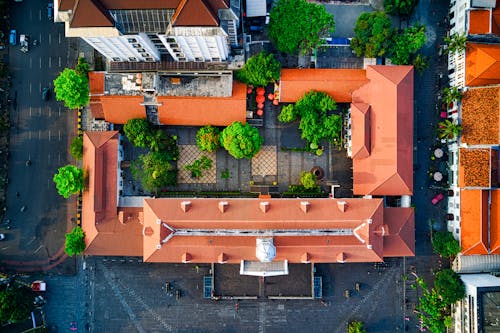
0, 233, 5, 241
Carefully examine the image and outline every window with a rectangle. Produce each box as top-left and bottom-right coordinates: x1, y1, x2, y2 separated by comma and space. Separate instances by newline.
166, 38, 176, 43
112, 57, 121, 62
132, 43, 141, 48
127, 38, 137, 43
145, 57, 154, 62
136, 48, 145, 53
128, 57, 138, 62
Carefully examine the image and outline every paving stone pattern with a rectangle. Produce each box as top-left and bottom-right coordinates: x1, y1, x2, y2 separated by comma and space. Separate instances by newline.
252, 145, 277, 177
177, 145, 216, 184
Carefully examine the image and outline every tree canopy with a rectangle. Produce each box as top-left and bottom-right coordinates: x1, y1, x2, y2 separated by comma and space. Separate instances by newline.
351, 11, 394, 58
53, 165, 84, 198
0, 285, 36, 324
268, 0, 335, 54
196, 126, 221, 152
432, 231, 461, 258
384, 0, 419, 16
220, 122, 264, 159
132, 151, 177, 192
235, 52, 281, 87
70, 136, 83, 160
390, 25, 426, 65
53, 68, 90, 109
444, 33, 467, 54
434, 269, 465, 304
300, 171, 317, 190
65, 226, 86, 256
438, 119, 462, 140
124, 118, 154, 148
348, 321, 367, 333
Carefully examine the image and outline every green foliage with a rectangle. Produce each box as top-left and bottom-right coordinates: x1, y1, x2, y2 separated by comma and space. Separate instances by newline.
148, 130, 179, 158
132, 151, 177, 193
65, 226, 86, 256
432, 231, 461, 258
220, 122, 264, 159
70, 136, 83, 160
235, 52, 281, 87
53, 165, 84, 198
300, 171, 317, 190
268, 0, 335, 54
351, 11, 394, 58
221, 169, 231, 179
413, 54, 430, 74
438, 119, 462, 140
384, 0, 419, 15
53, 68, 90, 109
0, 285, 36, 324
347, 320, 367, 333
434, 269, 465, 304
123, 118, 154, 148
75, 57, 89, 76
185, 156, 213, 179
417, 288, 448, 333
391, 25, 426, 65
277, 104, 298, 123
196, 126, 221, 152
442, 86, 462, 104
444, 33, 467, 54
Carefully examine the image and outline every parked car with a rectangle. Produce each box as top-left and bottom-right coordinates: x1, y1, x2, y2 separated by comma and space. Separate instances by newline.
41, 87, 50, 101
0, 233, 5, 241
48, 3, 53, 20
9, 30, 16, 45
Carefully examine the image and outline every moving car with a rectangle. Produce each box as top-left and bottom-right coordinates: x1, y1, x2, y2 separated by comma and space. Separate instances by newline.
48, 3, 53, 20
9, 30, 16, 45
0, 233, 5, 241
41, 87, 50, 101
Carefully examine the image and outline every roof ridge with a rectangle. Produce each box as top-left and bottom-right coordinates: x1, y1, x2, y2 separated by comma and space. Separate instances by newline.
368, 65, 412, 85
84, 131, 118, 148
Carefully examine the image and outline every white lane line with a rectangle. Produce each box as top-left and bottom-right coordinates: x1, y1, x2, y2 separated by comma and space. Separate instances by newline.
29, 57, 32, 69
48, 57, 51, 68
29, 83, 32, 94
47, 179, 50, 189
29, 131, 31, 140
48, 130, 51, 141
27, 237, 36, 246
29, 107, 32, 117
58, 130, 61, 141
58, 107, 61, 116
58, 152, 61, 164
39, 9, 41, 21
59, 33, 61, 44
39, 57, 42, 69
30, 9, 33, 21
28, 153, 31, 160
39, 82, 41, 91
39, 107, 41, 116
39, 130, 41, 140
48, 153, 50, 162
49, 108, 51, 117
58, 57, 61, 67
49, 34, 52, 45
34, 245, 43, 254
39, 33, 42, 44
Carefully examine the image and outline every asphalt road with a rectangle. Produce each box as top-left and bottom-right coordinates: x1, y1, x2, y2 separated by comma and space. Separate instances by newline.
1, 0, 75, 263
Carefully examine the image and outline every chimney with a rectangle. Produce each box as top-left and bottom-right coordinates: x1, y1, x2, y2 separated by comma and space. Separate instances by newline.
260, 201, 270, 213
218, 201, 229, 213
218, 252, 228, 264
366, 244, 373, 250
337, 252, 347, 263
180, 201, 191, 212
301, 252, 311, 263
182, 252, 192, 263
300, 201, 311, 213
156, 244, 162, 250
337, 201, 347, 212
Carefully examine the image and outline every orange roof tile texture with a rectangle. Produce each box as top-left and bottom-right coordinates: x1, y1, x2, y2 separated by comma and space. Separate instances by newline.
461, 87, 500, 145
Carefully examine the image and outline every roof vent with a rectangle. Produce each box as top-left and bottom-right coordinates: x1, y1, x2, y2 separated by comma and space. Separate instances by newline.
260, 201, 270, 213
218, 201, 229, 213
143, 227, 154, 237
156, 244, 162, 250
156, 219, 162, 224
180, 201, 191, 212
367, 244, 373, 249
218, 252, 228, 264
337, 201, 348, 212
337, 252, 347, 263
367, 218, 372, 224
182, 252, 192, 263
301, 252, 311, 263
300, 201, 311, 213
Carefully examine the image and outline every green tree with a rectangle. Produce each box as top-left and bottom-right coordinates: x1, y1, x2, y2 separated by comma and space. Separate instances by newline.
70, 136, 83, 160
0, 285, 36, 324
442, 86, 462, 104
351, 11, 394, 58
432, 231, 461, 258
277, 104, 298, 123
390, 25, 426, 65
235, 52, 281, 87
53, 165, 84, 198
185, 156, 213, 178
75, 57, 90, 76
268, 0, 335, 54
123, 118, 154, 148
220, 122, 264, 159
148, 130, 179, 158
196, 126, 221, 152
132, 151, 177, 192
347, 320, 367, 333
65, 226, 86, 256
417, 288, 448, 333
444, 33, 467, 54
438, 119, 462, 140
434, 269, 465, 304
412, 54, 430, 74
384, 0, 419, 15
53, 68, 90, 109
300, 171, 317, 190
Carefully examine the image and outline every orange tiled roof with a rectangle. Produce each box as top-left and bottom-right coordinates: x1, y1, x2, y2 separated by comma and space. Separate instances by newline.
493, 0, 500, 35
490, 189, 500, 254
279, 69, 368, 103
82, 131, 143, 256
157, 81, 246, 126
466, 43, 500, 87
141, 198, 414, 263
383, 208, 415, 257
459, 148, 498, 188
350, 103, 371, 159
88, 72, 105, 95
461, 86, 500, 145
100, 95, 146, 124
469, 10, 491, 35
352, 66, 414, 196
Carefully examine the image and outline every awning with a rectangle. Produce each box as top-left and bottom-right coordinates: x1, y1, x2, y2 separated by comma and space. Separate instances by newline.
240, 260, 289, 277
246, 0, 266, 17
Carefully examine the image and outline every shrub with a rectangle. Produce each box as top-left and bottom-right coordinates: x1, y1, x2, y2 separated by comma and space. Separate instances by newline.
123, 118, 154, 148
220, 122, 264, 159
235, 52, 281, 87
65, 226, 86, 256
434, 269, 465, 304
196, 126, 221, 152
132, 151, 177, 192
432, 231, 460, 258
75, 57, 89, 76
348, 320, 367, 333
277, 104, 297, 123
70, 136, 83, 160
185, 156, 213, 179
300, 171, 317, 190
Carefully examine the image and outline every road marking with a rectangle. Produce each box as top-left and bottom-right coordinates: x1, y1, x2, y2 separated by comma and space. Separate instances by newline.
48, 130, 51, 141
39, 33, 42, 44
48, 153, 50, 162
28, 153, 31, 160
48, 57, 51, 68
49, 108, 51, 117
39, 57, 42, 69
29, 57, 32, 69
27, 237, 36, 246
47, 179, 50, 189
58, 56, 61, 67
39, 107, 41, 116
39, 82, 41, 92
29, 131, 31, 140
58, 152, 61, 164
58, 130, 61, 141
34, 245, 43, 254
58, 33, 61, 44
58, 107, 61, 116
29, 107, 32, 117
39, 9, 41, 21
39, 130, 41, 140
29, 83, 32, 94
49, 34, 52, 45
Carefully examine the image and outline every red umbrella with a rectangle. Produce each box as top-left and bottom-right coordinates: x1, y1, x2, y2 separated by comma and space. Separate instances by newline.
273, 99, 279, 106
247, 87, 253, 94
267, 93, 274, 100
256, 95, 265, 104
257, 103, 264, 109
256, 87, 265, 95
257, 109, 264, 117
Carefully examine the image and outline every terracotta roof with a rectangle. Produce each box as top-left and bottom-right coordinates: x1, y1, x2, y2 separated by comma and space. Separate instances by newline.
383, 208, 415, 257
351, 66, 414, 196
469, 10, 491, 35
59, 0, 76, 11
350, 103, 371, 159
157, 81, 246, 126
100, 95, 146, 124
461, 86, 500, 145
465, 43, 500, 87
89, 97, 105, 119
279, 69, 368, 103
89, 72, 105, 95
460, 189, 500, 255
81, 131, 143, 256
459, 148, 498, 188
70, 0, 115, 28
141, 198, 414, 263
172, 0, 219, 27
493, 0, 500, 35
99, 0, 181, 9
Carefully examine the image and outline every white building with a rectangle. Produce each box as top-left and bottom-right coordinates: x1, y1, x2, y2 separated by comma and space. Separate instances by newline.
54, 0, 240, 63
